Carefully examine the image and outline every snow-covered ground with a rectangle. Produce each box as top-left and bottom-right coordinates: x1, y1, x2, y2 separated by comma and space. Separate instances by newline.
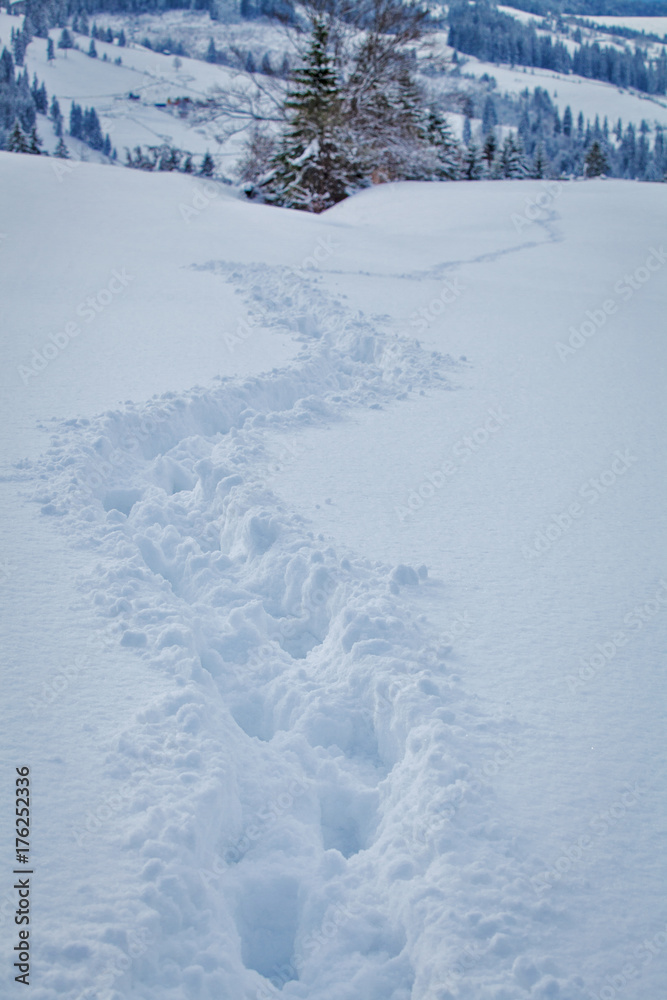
1, 151, 666, 1000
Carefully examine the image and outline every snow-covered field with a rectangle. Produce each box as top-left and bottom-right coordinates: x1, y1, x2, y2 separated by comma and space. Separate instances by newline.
1, 148, 666, 1000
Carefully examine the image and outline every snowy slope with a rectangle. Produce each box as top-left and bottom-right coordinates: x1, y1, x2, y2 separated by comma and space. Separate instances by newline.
1, 151, 666, 1000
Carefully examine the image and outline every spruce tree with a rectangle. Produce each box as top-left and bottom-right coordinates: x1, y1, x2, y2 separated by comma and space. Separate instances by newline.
27, 125, 42, 155
462, 142, 483, 180
55, 136, 69, 158
499, 133, 526, 178
7, 119, 30, 153
482, 132, 497, 170
206, 38, 217, 64
425, 108, 460, 180
199, 152, 214, 176
47, 37, 55, 61
562, 105, 572, 137
584, 140, 608, 177
262, 18, 355, 212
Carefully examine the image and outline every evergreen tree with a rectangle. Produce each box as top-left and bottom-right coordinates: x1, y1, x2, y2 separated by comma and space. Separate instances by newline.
499, 133, 526, 178
58, 29, 73, 51
55, 136, 69, 158
261, 52, 273, 75
482, 95, 497, 135
183, 153, 194, 173
463, 114, 472, 145
0, 47, 14, 85
69, 102, 83, 139
562, 105, 572, 137
584, 140, 608, 177
462, 142, 483, 180
118, 30, 126, 47
47, 37, 55, 61
206, 38, 217, 63
88, 40, 97, 59
482, 131, 497, 169
83, 107, 104, 150
262, 18, 355, 211
199, 151, 214, 176
245, 51, 256, 73
50, 95, 63, 137
27, 125, 42, 154
425, 107, 460, 180
7, 119, 29, 153
532, 143, 548, 178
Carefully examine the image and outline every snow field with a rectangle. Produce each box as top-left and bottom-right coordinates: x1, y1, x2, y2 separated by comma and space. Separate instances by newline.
1, 157, 666, 999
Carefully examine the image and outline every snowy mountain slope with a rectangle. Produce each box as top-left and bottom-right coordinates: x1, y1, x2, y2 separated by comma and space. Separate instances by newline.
5, 4, 667, 176
1, 152, 666, 999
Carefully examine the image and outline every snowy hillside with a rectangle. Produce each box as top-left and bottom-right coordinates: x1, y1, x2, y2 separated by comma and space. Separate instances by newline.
1, 149, 666, 1000
4, 1, 667, 176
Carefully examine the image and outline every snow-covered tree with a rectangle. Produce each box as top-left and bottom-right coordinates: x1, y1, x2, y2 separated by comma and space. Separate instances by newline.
7, 119, 30, 153
584, 140, 608, 177
262, 18, 356, 211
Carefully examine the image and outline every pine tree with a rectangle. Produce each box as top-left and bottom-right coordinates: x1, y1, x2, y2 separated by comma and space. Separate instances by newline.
262, 18, 355, 212
462, 142, 483, 180
118, 30, 126, 47
55, 136, 69, 158
88, 40, 97, 59
532, 143, 548, 178
183, 154, 194, 173
482, 95, 497, 135
69, 102, 83, 139
47, 37, 55, 61
199, 152, 214, 176
206, 38, 217, 63
463, 114, 472, 145
58, 29, 73, 51
562, 105, 572, 137
499, 133, 526, 178
425, 108, 460, 180
584, 140, 608, 177
482, 132, 497, 169
7, 119, 30, 153
27, 125, 42, 155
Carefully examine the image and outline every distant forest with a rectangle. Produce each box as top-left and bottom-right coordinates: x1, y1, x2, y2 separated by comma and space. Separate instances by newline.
448, 1, 667, 95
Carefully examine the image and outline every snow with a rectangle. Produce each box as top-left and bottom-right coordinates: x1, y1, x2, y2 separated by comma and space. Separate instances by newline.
1, 153, 667, 1000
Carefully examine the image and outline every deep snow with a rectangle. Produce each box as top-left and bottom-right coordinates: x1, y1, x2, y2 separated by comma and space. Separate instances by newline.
1, 152, 666, 1000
